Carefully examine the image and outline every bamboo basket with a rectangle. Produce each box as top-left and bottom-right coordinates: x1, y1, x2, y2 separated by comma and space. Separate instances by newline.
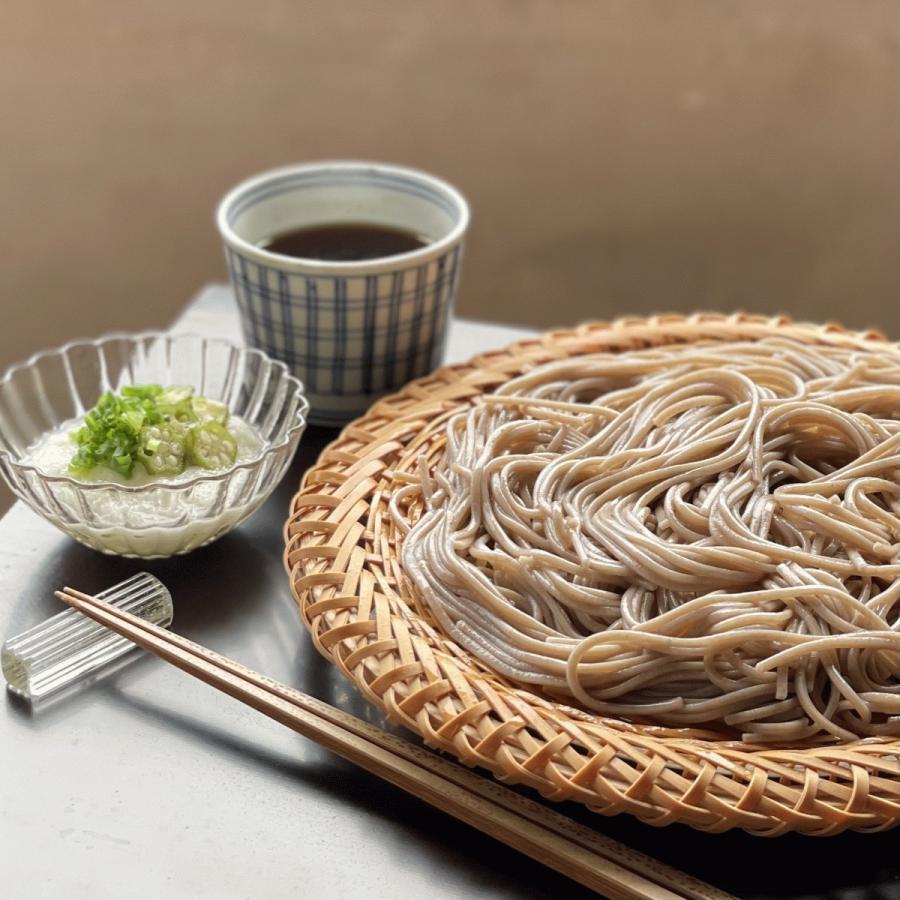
284, 312, 900, 836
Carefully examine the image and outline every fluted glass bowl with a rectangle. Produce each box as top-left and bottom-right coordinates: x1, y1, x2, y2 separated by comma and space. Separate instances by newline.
0, 332, 309, 558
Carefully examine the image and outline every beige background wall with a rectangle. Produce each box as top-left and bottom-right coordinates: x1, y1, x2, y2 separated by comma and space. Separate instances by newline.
0, 0, 896, 521
2, 0, 897, 372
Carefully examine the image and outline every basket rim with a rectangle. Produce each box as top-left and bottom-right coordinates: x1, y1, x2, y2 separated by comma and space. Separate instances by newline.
284, 311, 900, 836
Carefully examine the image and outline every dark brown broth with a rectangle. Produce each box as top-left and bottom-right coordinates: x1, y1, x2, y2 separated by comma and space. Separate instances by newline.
259, 223, 428, 261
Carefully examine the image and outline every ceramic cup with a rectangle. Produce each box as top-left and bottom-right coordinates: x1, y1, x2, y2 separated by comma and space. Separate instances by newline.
216, 161, 469, 427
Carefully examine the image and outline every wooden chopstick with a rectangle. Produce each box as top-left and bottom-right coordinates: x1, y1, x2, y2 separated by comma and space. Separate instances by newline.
57, 587, 731, 900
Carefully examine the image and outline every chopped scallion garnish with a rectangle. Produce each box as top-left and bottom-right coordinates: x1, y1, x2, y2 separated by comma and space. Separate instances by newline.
68, 384, 235, 479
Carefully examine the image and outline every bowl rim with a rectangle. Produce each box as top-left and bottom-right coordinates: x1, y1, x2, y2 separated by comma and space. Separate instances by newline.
0, 330, 310, 493
215, 159, 470, 275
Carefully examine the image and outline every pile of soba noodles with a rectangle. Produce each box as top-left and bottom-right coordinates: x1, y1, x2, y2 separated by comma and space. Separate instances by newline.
392, 336, 900, 743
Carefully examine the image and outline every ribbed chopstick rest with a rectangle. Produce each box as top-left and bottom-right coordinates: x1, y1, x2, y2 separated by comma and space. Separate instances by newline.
2, 572, 173, 700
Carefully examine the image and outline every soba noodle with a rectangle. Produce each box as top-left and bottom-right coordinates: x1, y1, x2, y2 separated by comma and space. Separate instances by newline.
393, 337, 900, 743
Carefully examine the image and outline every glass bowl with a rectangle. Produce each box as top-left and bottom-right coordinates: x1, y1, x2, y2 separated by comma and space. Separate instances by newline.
0, 332, 309, 558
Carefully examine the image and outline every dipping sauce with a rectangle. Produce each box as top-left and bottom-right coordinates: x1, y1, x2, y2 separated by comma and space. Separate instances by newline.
258, 223, 428, 262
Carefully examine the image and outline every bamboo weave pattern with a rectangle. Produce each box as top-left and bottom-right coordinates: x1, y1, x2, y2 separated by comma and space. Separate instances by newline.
285, 313, 900, 835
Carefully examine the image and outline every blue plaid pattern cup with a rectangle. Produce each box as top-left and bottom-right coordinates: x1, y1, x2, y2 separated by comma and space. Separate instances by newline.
216, 161, 469, 427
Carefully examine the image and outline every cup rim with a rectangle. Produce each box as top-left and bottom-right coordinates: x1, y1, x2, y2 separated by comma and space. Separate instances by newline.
215, 160, 470, 275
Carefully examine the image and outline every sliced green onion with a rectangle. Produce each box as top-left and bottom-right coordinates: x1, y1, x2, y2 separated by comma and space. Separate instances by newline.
67, 383, 238, 480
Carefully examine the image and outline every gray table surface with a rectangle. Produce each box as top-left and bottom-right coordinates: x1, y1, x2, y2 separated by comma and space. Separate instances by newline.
3, 286, 900, 900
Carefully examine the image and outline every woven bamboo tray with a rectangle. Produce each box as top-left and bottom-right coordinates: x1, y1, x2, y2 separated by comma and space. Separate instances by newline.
284, 312, 900, 836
